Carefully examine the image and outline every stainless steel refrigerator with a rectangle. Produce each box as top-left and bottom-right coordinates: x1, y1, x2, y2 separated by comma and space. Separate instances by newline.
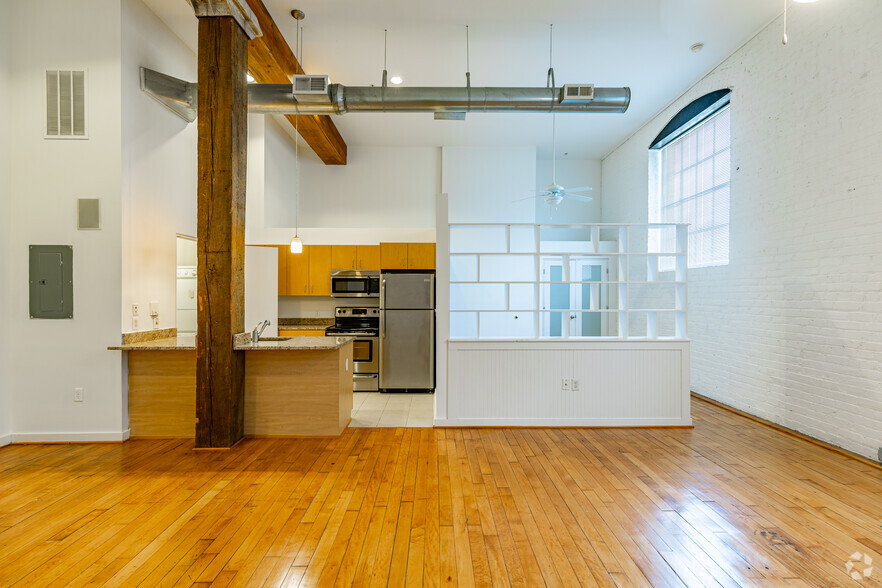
380, 272, 435, 391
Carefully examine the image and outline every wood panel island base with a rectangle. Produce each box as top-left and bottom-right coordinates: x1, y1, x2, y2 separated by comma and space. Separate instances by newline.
113, 336, 354, 438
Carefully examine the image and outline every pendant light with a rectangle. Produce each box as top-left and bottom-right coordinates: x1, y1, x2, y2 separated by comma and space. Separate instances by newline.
290, 10, 305, 254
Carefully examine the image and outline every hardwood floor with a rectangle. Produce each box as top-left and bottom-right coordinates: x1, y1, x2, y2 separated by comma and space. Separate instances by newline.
1, 398, 880, 586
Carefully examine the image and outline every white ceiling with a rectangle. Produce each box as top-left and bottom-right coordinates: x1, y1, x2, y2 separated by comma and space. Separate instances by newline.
142, 0, 781, 160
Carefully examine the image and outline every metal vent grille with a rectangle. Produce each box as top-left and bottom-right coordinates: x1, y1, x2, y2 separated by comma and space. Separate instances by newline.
46, 70, 87, 139
292, 75, 329, 94
561, 84, 595, 103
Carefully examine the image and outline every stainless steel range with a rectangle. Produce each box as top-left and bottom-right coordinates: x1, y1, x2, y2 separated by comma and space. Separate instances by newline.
325, 307, 380, 391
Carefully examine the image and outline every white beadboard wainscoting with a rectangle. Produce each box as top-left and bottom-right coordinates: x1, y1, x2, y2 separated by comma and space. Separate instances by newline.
438, 341, 691, 427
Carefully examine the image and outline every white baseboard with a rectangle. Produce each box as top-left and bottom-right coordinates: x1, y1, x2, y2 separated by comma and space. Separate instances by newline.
0, 434, 11, 448
433, 417, 693, 427
9, 430, 131, 444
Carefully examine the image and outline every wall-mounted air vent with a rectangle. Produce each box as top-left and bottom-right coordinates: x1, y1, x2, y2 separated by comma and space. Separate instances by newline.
45, 70, 87, 139
561, 84, 595, 104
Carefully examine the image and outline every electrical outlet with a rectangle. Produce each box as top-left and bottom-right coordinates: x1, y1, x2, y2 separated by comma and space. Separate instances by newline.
74, 387, 83, 402
132, 317, 140, 331
572, 379, 580, 391
561, 378, 571, 391
132, 303, 140, 317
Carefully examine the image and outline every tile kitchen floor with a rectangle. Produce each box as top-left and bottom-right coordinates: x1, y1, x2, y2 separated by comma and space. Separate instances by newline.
350, 392, 435, 428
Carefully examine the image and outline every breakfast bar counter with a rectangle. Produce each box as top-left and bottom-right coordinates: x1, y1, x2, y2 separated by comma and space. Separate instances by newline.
110, 335, 355, 438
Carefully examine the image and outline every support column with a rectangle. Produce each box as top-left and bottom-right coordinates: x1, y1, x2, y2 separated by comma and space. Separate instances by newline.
193, 4, 259, 448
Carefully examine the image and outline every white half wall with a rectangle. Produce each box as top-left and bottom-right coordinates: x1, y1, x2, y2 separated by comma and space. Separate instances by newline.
7, 0, 124, 438
601, 1, 882, 460
121, 0, 197, 333
442, 341, 691, 427
0, 7, 12, 445
535, 159, 602, 223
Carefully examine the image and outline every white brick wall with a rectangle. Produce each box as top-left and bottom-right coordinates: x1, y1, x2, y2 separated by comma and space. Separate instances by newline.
601, 1, 882, 460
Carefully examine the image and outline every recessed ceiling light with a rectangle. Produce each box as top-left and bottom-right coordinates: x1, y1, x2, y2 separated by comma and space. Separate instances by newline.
246, 73, 255, 83
390, 76, 403, 85
792, 0, 819, 3
690, 42, 704, 53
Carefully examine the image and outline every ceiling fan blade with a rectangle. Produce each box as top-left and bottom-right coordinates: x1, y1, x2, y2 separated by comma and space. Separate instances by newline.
511, 194, 541, 203
563, 193, 594, 203
565, 185, 593, 193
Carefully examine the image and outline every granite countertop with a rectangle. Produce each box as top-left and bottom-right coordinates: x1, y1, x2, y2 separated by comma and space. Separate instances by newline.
233, 335, 354, 351
278, 318, 335, 330
109, 334, 354, 351
108, 335, 196, 351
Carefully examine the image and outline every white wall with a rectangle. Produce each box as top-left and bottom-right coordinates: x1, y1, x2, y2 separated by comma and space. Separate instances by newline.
249, 129, 438, 244
602, 1, 882, 460
7, 0, 124, 440
0, 7, 12, 444
535, 159, 602, 223
121, 0, 197, 333
442, 146, 537, 224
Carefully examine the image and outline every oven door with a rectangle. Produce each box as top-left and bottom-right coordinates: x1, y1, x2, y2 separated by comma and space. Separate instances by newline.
351, 336, 379, 374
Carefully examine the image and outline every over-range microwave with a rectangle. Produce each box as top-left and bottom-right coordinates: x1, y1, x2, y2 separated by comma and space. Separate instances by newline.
330, 270, 380, 298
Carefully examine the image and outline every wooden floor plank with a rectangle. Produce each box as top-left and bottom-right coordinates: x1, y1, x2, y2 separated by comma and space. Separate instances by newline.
0, 400, 880, 587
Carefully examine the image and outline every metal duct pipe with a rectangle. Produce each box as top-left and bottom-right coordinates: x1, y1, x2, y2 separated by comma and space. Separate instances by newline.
248, 84, 630, 115
139, 68, 630, 120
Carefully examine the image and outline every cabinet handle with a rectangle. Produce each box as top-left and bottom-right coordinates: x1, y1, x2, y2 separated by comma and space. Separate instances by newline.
311, 285, 314, 293
303, 285, 306, 293
409, 258, 414, 267
401, 258, 406, 267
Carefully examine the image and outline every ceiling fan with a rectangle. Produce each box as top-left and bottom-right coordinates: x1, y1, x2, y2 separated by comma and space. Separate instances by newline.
537, 112, 593, 206
520, 25, 593, 207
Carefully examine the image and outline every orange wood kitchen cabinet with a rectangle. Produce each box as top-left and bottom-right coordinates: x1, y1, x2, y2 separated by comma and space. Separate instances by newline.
277, 245, 289, 296
380, 242, 435, 270
286, 246, 310, 296
407, 243, 436, 270
331, 245, 357, 270
308, 245, 332, 296
356, 245, 380, 270
380, 243, 408, 270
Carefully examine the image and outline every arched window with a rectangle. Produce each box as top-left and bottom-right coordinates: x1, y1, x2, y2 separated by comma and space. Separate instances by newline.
649, 90, 731, 268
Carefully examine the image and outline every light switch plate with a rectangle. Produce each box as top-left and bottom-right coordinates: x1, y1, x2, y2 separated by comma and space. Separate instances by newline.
132, 317, 140, 331
149, 301, 159, 316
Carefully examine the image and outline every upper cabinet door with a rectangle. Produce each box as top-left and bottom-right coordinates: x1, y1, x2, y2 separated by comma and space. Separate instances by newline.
287, 246, 310, 296
331, 245, 357, 271
308, 245, 332, 296
277, 245, 289, 296
380, 243, 408, 270
356, 245, 381, 271
407, 243, 436, 270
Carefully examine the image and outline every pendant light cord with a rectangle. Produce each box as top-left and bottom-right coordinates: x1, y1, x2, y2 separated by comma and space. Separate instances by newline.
782, 0, 788, 45
295, 21, 302, 236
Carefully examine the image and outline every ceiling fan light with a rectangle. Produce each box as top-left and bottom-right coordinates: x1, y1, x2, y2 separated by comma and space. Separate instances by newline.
290, 236, 303, 254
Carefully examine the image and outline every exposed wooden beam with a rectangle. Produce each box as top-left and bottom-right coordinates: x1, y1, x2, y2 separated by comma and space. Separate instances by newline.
244, 0, 348, 165
195, 15, 249, 449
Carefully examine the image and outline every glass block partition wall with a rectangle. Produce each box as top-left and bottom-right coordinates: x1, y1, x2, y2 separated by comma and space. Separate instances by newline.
448, 223, 688, 340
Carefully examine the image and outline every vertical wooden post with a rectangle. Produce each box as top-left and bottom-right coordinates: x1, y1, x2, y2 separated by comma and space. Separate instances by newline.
195, 16, 249, 448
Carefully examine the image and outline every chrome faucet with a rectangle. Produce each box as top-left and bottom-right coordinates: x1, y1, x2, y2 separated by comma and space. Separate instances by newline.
252, 320, 271, 343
